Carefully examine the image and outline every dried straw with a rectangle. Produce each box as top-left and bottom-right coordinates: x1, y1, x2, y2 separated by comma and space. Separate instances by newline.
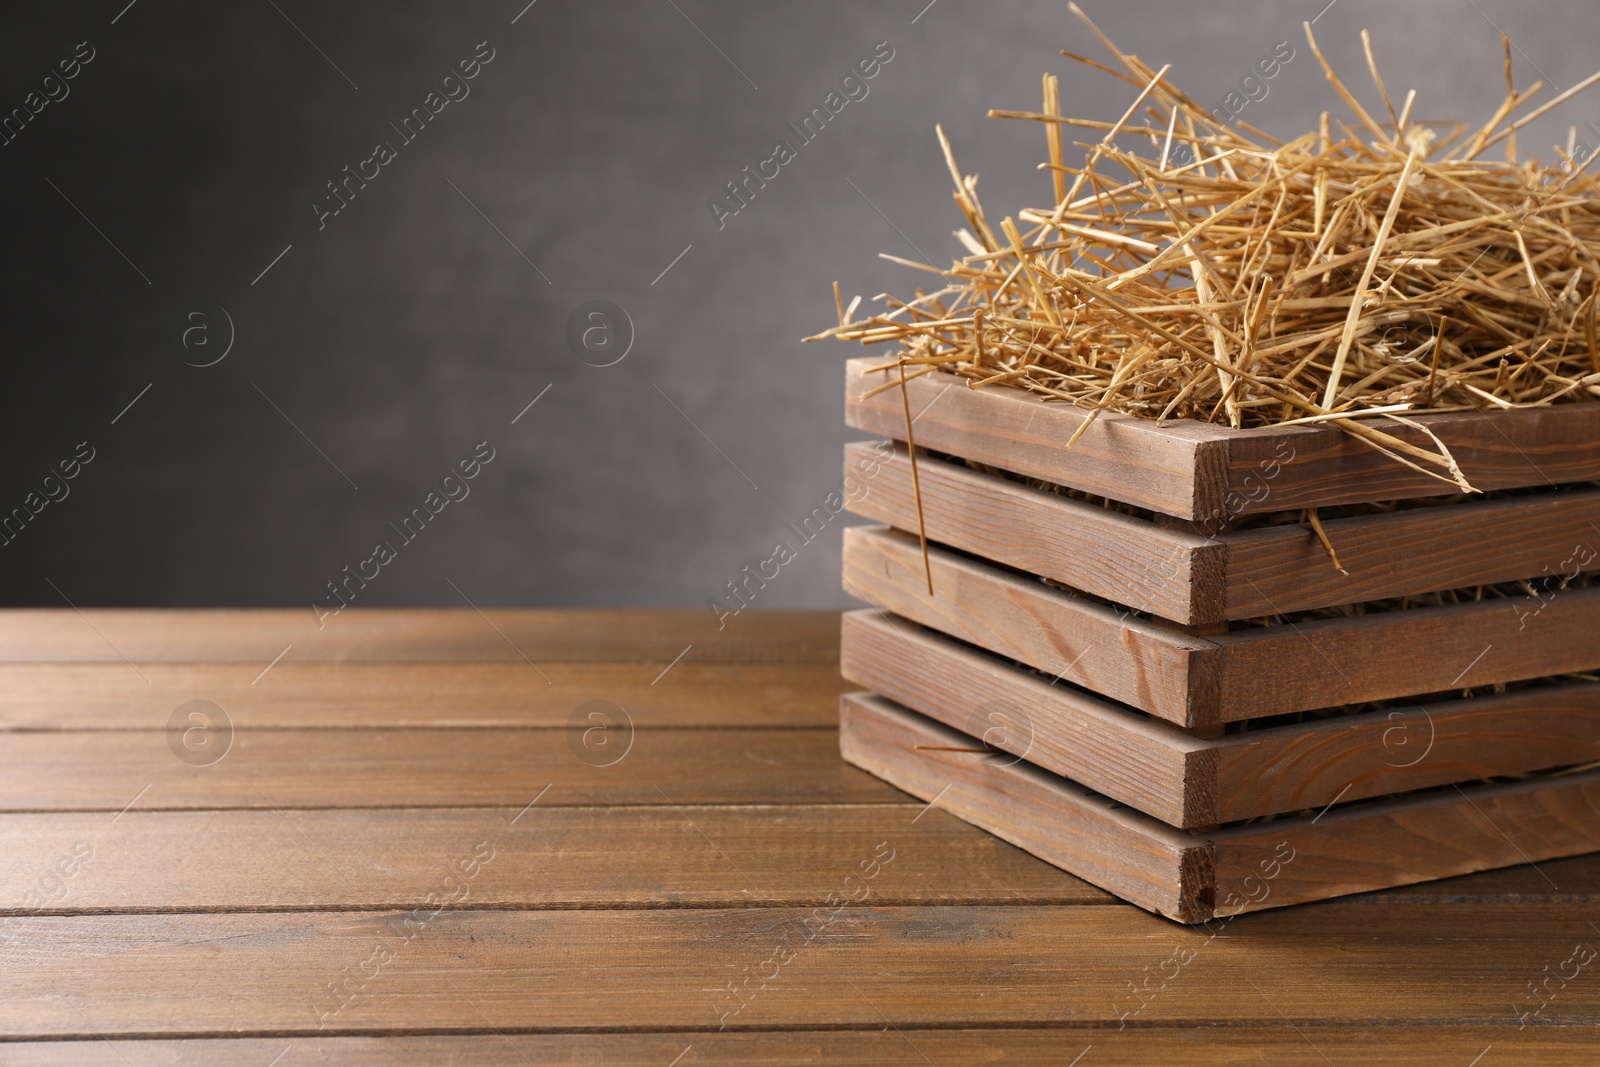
810, 7, 1600, 492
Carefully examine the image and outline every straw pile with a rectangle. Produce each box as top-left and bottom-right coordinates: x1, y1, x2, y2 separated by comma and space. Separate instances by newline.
811, 6, 1600, 488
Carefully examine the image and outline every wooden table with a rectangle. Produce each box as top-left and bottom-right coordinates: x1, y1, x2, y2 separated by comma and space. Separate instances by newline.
1, 609, 1595, 1064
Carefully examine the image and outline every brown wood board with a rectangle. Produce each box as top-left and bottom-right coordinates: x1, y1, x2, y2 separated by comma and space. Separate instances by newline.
846, 439, 1600, 625
843, 524, 1215, 724
840, 609, 1600, 824
14, 897, 1600, 1034
0, 662, 845, 730
0, 727, 902, 811
0, 805, 1103, 913
2, 1031, 1597, 1067
843, 440, 1220, 624
0, 609, 840, 664
841, 691, 1600, 922
839, 608, 1211, 826
844, 524, 1600, 725
1213, 584, 1600, 717
847, 356, 1600, 518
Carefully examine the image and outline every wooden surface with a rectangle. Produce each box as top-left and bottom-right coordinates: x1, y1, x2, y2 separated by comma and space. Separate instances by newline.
840, 607, 1600, 825
4, 609, 1599, 1061
848, 355, 1600, 519
849, 439, 1600, 625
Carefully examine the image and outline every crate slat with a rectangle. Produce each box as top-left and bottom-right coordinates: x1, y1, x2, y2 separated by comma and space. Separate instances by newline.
1223, 487, 1600, 618
847, 441, 1600, 625
846, 358, 1225, 520
847, 357, 1600, 519
1215, 585, 1600, 717
843, 524, 1600, 726
839, 609, 1209, 827
838, 692, 1210, 922
845, 441, 1220, 624
842, 525, 1212, 725
841, 691, 1600, 923
841, 608, 1600, 825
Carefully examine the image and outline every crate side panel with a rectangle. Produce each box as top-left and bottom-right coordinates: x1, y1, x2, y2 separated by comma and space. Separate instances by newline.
1211, 769, 1600, 915
839, 692, 1209, 923
844, 441, 1218, 623
842, 525, 1213, 726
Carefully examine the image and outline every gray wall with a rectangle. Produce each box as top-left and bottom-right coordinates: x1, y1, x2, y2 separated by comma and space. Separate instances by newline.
1, 0, 1594, 609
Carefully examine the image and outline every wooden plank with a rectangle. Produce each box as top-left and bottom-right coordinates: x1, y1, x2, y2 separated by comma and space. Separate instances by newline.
845, 692, 1600, 921
840, 692, 1208, 921
1215, 585, 1600, 719
852, 435, 1600, 625
1211, 770, 1600, 916
839, 612, 1211, 827
0, 805, 1106, 913
843, 525, 1214, 726
0, 728, 902, 811
0, 662, 844, 730
846, 356, 1228, 519
1354, 850, 1600, 901
7, 900, 1600, 1034
844, 441, 1221, 623
843, 519, 1600, 720
1226, 402, 1600, 513
843, 599, 1600, 822
2, 1029, 1590, 1066
849, 356, 1600, 517
1213, 683, 1600, 822
1223, 486, 1600, 618
0, 609, 839, 664
6, 801, 1593, 917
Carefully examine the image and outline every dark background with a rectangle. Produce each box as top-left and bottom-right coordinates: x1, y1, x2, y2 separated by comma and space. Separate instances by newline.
2, 0, 1594, 610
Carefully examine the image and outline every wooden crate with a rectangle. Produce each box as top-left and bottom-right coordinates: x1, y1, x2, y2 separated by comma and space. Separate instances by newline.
841, 361, 1600, 913
840, 608, 1600, 828
841, 691, 1600, 923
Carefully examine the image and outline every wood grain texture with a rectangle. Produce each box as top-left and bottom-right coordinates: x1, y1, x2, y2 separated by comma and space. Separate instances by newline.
1211, 768, 1600, 915
843, 525, 1215, 726
7, 900, 1600, 1035
841, 599, 1600, 822
844, 441, 1220, 623
1213, 682, 1600, 821
1215, 585, 1600, 718
0, 609, 840, 664
852, 436, 1600, 625
1223, 486, 1600, 618
14, 607, 1600, 1053
0, 805, 1105, 913
6, 1036, 1593, 1067
840, 692, 1208, 921
843, 523, 1600, 720
846, 357, 1227, 519
0, 662, 844, 730
839, 611, 1211, 827
1226, 402, 1600, 513
5, 1030, 1593, 1066
849, 356, 1600, 517
0, 727, 901, 811
843, 691, 1600, 922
